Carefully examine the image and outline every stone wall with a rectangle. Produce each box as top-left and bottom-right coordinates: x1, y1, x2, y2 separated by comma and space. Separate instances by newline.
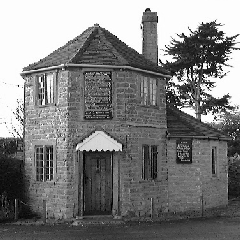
23, 67, 228, 220
200, 140, 228, 209
114, 70, 166, 126
67, 69, 168, 218
24, 70, 74, 219
119, 126, 168, 218
167, 139, 228, 215
24, 67, 168, 219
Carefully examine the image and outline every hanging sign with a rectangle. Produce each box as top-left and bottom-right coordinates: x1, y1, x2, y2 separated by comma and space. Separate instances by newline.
84, 71, 113, 120
176, 139, 192, 164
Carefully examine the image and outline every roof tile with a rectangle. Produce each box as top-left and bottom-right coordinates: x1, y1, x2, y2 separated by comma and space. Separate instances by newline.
167, 105, 230, 140
23, 25, 169, 75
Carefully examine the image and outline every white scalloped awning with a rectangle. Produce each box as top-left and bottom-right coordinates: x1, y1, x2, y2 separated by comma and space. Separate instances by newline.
76, 131, 122, 151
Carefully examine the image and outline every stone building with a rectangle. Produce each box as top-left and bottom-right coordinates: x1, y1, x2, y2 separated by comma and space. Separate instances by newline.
21, 9, 229, 220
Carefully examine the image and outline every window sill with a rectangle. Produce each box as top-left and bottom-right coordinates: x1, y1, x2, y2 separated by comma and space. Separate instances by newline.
139, 179, 160, 183
35, 180, 56, 184
211, 175, 220, 180
139, 104, 159, 109
83, 117, 113, 121
35, 104, 57, 108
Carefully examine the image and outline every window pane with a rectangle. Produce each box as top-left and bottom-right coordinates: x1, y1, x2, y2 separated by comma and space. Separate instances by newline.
46, 73, 54, 104
38, 76, 45, 105
140, 77, 157, 106
151, 145, 158, 179
37, 74, 54, 106
149, 78, 157, 105
45, 146, 54, 181
36, 146, 44, 181
140, 77, 143, 99
143, 78, 148, 105
140, 77, 148, 105
212, 147, 217, 175
143, 145, 150, 179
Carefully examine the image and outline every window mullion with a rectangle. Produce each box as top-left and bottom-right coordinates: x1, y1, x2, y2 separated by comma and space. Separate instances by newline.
44, 74, 47, 105
148, 145, 150, 179
142, 145, 145, 179
150, 146, 153, 179
43, 146, 46, 181
147, 79, 150, 105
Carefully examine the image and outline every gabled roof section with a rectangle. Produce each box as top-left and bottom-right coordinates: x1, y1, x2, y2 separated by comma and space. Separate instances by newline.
76, 130, 122, 151
167, 105, 231, 140
22, 24, 169, 75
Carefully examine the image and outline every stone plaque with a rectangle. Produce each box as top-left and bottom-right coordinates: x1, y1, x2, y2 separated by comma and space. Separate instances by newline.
176, 139, 192, 164
84, 71, 112, 120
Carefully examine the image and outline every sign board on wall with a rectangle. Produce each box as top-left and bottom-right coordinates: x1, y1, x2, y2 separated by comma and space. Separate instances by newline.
84, 71, 112, 120
176, 139, 192, 164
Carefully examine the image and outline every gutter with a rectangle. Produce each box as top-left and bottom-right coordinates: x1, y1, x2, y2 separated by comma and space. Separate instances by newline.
20, 64, 65, 76
20, 63, 172, 78
167, 134, 232, 141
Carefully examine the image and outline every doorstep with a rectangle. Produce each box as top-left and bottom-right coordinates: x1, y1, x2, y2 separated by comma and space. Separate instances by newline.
72, 215, 124, 226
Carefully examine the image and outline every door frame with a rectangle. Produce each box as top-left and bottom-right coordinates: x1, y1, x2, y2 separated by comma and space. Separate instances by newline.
83, 152, 112, 215
77, 151, 120, 217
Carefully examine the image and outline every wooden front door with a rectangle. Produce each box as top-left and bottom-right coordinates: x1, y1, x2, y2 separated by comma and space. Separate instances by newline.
83, 152, 112, 215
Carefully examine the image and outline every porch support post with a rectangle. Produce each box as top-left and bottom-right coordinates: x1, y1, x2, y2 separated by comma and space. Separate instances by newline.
77, 151, 84, 219
113, 152, 121, 219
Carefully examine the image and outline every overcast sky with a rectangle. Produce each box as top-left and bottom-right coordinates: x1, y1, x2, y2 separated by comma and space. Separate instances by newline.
0, 0, 239, 137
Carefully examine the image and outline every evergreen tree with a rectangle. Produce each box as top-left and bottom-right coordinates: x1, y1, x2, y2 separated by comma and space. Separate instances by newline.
212, 110, 240, 156
164, 21, 239, 120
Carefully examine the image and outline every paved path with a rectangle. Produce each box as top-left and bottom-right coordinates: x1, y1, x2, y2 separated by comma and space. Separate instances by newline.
1, 216, 240, 239
1, 199, 240, 239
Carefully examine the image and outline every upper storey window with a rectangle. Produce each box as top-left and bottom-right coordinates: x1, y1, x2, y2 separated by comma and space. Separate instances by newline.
140, 77, 157, 106
84, 71, 112, 120
36, 73, 55, 106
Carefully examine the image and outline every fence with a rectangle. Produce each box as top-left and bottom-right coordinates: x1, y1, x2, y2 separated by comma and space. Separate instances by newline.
0, 192, 47, 222
229, 160, 240, 197
0, 191, 14, 220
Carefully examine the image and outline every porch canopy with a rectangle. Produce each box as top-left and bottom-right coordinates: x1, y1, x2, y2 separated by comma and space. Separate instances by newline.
76, 131, 122, 152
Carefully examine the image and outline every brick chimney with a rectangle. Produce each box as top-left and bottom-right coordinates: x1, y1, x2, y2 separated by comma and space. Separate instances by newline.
142, 8, 158, 65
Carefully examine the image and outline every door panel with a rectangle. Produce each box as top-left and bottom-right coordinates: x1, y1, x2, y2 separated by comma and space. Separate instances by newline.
83, 152, 112, 215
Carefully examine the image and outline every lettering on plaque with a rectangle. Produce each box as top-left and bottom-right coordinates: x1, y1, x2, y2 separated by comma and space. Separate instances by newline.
176, 139, 192, 164
84, 71, 113, 120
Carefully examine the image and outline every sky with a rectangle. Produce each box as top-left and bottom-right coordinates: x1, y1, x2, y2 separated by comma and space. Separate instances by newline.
0, 0, 240, 137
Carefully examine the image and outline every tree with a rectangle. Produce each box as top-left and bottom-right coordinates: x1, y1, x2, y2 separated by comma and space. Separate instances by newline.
212, 109, 240, 156
164, 21, 239, 120
10, 99, 24, 139
211, 110, 240, 197
0, 138, 24, 219
0, 138, 18, 159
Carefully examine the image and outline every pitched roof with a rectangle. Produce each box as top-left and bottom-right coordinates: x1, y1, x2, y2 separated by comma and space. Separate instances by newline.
166, 105, 231, 140
23, 24, 169, 75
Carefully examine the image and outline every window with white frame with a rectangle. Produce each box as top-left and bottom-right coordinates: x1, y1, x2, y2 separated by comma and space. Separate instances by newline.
142, 144, 158, 180
211, 146, 217, 176
35, 145, 55, 182
36, 73, 55, 106
140, 77, 157, 106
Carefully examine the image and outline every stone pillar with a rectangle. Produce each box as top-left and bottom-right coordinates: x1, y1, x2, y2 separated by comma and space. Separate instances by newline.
77, 151, 84, 219
112, 152, 122, 219
142, 8, 158, 65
